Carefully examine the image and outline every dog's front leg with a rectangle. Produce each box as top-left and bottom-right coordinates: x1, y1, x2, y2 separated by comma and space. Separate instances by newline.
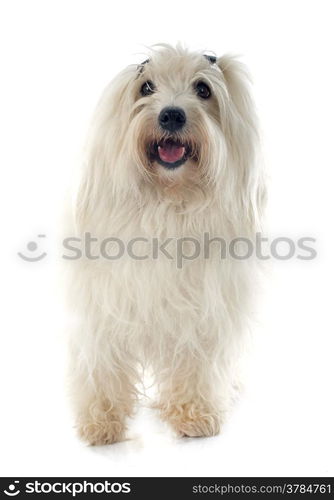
155, 347, 224, 438
69, 329, 138, 445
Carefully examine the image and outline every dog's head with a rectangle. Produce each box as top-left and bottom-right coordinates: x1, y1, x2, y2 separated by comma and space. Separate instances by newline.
133, 50, 221, 181
79, 45, 265, 226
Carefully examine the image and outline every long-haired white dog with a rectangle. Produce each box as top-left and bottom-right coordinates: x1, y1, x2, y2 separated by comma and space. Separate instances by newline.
69, 44, 265, 445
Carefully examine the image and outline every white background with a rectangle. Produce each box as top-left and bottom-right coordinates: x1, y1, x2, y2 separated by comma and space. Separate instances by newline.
0, 0, 333, 477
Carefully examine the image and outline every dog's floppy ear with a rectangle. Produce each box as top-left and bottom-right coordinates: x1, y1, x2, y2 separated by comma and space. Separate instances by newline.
216, 55, 255, 130
216, 55, 266, 226
75, 65, 138, 229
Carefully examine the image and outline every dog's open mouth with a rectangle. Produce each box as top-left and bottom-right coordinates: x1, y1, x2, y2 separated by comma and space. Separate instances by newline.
148, 139, 191, 169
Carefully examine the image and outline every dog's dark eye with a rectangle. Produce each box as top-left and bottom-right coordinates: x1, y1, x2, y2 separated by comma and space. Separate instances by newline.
195, 81, 211, 99
140, 80, 155, 96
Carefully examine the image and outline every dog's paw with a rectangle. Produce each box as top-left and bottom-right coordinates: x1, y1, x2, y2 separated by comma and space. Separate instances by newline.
161, 402, 221, 438
176, 414, 221, 437
77, 418, 126, 446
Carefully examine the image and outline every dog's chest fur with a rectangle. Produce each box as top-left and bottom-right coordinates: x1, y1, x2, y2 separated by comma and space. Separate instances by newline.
79, 196, 250, 349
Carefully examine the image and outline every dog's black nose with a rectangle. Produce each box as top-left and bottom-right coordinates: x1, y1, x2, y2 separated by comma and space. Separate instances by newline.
158, 107, 186, 132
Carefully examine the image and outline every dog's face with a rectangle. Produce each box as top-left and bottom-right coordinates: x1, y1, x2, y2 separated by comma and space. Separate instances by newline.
131, 50, 224, 186
81, 45, 263, 221
125, 48, 232, 189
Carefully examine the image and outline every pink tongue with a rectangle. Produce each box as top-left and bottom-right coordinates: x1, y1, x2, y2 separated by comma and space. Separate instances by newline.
158, 143, 185, 163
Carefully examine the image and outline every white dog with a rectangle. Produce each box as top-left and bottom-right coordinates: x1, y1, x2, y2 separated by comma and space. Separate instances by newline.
68, 44, 265, 445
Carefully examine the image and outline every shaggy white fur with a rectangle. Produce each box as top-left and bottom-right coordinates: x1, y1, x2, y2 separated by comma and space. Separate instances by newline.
68, 44, 266, 445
